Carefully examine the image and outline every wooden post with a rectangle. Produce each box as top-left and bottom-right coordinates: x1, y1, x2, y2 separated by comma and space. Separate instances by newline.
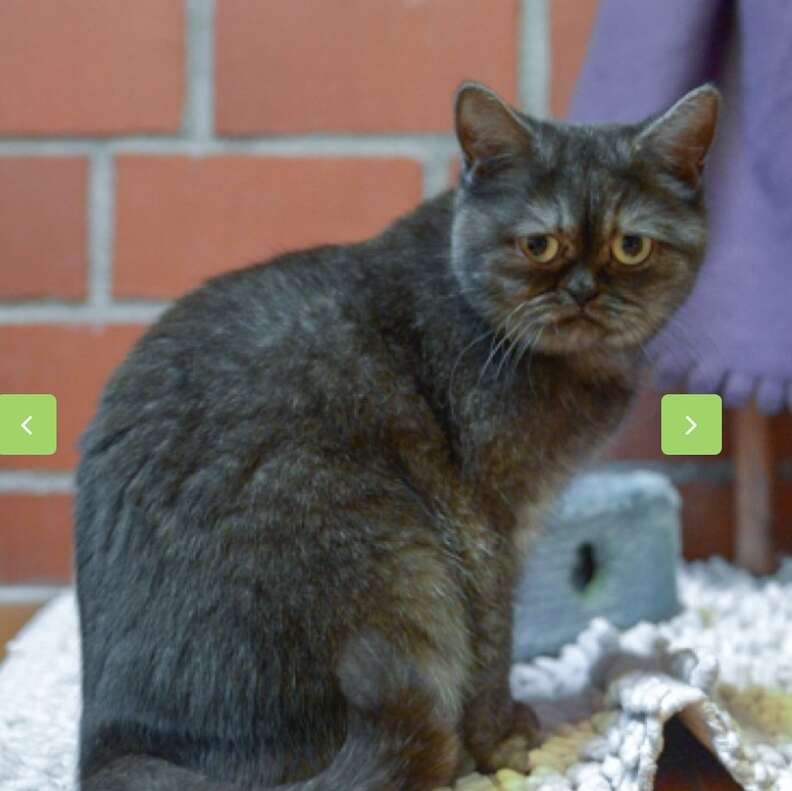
734, 404, 776, 574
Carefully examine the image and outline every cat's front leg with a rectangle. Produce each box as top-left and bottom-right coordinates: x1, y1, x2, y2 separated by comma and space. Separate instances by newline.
461, 564, 539, 775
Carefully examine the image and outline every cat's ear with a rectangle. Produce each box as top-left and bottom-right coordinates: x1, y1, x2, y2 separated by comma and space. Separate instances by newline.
454, 82, 532, 173
635, 84, 721, 187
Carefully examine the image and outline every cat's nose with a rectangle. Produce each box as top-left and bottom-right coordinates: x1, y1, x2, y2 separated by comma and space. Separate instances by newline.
562, 269, 598, 307
565, 286, 597, 307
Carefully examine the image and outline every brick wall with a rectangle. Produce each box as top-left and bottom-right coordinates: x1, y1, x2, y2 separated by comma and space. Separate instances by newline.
1, 0, 790, 591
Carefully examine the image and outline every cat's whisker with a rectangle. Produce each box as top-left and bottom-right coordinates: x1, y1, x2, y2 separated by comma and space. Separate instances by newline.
638, 342, 656, 370
476, 302, 531, 387
503, 315, 546, 374
448, 327, 495, 420
510, 322, 546, 401
492, 315, 532, 381
476, 327, 508, 389
663, 313, 722, 361
654, 316, 709, 367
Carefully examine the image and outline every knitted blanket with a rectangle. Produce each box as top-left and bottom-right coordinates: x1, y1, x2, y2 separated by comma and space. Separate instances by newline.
1, 560, 791, 791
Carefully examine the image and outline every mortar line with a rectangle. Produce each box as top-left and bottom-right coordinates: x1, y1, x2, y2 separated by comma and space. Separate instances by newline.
87, 150, 115, 307
184, 0, 215, 140
0, 586, 66, 603
0, 470, 75, 493
519, 0, 550, 117
422, 152, 454, 199
0, 134, 458, 158
0, 302, 168, 324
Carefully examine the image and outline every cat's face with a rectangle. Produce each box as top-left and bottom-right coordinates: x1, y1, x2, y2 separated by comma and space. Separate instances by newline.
451, 84, 720, 356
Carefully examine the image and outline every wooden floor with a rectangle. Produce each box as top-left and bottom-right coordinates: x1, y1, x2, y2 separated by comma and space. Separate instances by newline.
0, 608, 746, 789
655, 718, 742, 790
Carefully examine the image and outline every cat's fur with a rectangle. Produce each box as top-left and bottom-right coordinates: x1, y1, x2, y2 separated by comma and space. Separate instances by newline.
75, 83, 719, 790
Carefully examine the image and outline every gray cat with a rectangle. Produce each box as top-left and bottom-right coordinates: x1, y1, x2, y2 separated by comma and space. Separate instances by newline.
75, 82, 720, 790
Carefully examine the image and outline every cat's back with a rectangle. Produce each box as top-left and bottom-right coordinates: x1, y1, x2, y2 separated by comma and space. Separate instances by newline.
78, 242, 379, 497
79, 193, 453, 476
75, 193, 454, 548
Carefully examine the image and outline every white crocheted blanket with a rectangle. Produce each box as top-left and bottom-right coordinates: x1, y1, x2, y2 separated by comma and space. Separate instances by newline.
1, 560, 791, 791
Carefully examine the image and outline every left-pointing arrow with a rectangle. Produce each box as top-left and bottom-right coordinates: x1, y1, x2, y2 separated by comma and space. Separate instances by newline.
21, 416, 33, 436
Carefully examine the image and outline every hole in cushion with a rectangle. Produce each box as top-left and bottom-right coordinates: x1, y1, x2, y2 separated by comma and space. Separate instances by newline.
571, 542, 598, 593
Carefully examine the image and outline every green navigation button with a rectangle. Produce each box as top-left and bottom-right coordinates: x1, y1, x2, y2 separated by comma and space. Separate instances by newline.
661, 394, 722, 456
0, 394, 57, 456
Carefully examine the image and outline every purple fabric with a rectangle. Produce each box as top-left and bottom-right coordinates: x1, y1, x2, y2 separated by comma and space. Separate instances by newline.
569, 0, 792, 413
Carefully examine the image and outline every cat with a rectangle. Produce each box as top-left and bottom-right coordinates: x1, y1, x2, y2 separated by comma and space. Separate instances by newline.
74, 81, 720, 791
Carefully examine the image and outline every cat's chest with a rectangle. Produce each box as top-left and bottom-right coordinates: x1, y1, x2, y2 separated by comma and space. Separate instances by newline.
464, 364, 635, 517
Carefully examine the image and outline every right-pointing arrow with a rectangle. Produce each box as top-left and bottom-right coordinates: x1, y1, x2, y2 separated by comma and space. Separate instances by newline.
685, 415, 697, 436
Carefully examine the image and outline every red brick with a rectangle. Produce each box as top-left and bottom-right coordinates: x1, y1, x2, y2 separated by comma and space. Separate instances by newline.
550, 0, 600, 118
0, 602, 46, 660
0, 0, 184, 135
114, 155, 423, 298
215, 0, 519, 133
0, 325, 147, 471
0, 158, 87, 299
678, 482, 735, 560
0, 494, 73, 583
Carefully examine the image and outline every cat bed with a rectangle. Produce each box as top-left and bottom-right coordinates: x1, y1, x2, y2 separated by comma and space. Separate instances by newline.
1, 560, 791, 791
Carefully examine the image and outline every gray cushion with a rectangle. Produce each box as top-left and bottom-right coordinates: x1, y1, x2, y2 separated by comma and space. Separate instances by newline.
513, 470, 681, 660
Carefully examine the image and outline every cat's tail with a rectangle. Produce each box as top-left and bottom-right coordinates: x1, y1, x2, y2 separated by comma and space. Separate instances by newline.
326, 630, 460, 790
82, 632, 459, 791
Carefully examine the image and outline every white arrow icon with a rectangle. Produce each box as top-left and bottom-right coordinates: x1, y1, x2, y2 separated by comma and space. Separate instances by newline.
685, 415, 697, 435
21, 416, 32, 436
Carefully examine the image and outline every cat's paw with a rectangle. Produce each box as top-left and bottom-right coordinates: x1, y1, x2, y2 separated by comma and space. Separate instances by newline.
471, 702, 539, 774
487, 732, 534, 774
454, 745, 477, 777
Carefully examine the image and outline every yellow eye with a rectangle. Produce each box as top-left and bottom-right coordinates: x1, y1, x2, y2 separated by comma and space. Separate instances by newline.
611, 234, 653, 266
518, 234, 560, 264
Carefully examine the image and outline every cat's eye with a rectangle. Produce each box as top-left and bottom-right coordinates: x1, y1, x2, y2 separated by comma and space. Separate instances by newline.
611, 234, 653, 266
518, 234, 560, 264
